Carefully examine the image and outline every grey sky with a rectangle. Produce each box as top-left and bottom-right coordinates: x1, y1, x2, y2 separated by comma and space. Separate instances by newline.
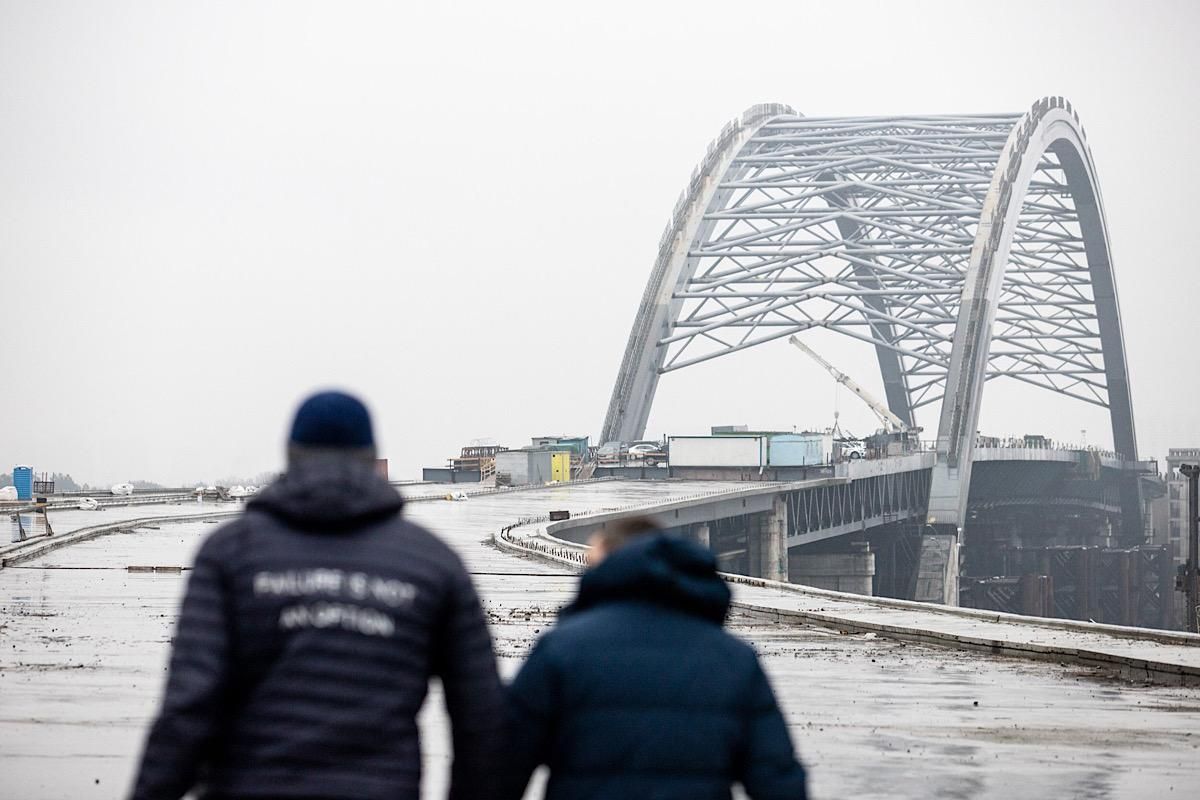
1, 0, 1197, 486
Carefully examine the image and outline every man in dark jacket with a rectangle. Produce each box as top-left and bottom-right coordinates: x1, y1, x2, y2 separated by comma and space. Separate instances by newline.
130, 391, 502, 800
501, 518, 808, 800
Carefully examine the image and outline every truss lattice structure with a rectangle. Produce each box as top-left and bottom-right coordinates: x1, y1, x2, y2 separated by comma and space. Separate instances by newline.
602, 98, 1137, 531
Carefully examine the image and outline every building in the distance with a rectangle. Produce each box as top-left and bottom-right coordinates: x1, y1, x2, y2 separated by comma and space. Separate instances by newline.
1142, 448, 1200, 628
1164, 448, 1199, 565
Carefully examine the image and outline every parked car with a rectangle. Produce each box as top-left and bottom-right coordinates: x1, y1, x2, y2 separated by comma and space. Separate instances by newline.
837, 439, 866, 460
627, 442, 667, 466
596, 442, 626, 464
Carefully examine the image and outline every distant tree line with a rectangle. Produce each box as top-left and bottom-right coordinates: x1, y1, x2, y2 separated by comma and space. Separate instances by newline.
0, 472, 169, 492
1, 471, 272, 492
1, 471, 86, 491
213, 471, 280, 487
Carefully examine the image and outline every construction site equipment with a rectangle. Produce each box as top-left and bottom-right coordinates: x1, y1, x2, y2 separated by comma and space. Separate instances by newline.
788, 336, 907, 434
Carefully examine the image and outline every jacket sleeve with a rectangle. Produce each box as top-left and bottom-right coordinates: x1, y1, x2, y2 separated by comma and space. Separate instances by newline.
432, 561, 505, 800
129, 535, 233, 800
497, 635, 560, 800
737, 659, 808, 800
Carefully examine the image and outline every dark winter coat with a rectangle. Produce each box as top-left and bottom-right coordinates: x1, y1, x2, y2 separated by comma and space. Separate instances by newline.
501, 534, 808, 800
130, 457, 502, 800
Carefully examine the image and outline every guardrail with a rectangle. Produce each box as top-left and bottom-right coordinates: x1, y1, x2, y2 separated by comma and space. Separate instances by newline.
47, 488, 196, 497
402, 476, 622, 504
2, 493, 196, 512
498, 519, 589, 568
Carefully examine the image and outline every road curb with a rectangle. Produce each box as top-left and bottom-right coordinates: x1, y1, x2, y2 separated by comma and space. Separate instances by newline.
719, 571, 1200, 649
731, 601, 1200, 686
0, 511, 239, 568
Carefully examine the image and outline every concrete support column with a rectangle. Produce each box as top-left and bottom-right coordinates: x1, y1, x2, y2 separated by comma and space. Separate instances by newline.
914, 527, 960, 605
760, 495, 788, 583
692, 523, 711, 550
747, 516, 763, 577
745, 497, 788, 582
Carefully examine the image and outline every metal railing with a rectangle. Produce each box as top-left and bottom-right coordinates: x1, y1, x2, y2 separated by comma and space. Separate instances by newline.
975, 435, 1128, 461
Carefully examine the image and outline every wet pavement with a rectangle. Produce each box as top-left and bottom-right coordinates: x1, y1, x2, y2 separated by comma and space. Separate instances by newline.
2, 481, 1199, 798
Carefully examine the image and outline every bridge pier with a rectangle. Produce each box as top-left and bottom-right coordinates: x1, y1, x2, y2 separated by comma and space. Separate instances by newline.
914, 526, 960, 605
747, 496, 787, 583
691, 522, 710, 550
790, 543, 876, 595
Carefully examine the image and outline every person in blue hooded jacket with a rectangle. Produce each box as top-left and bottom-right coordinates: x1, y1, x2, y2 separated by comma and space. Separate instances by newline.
129, 391, 502, 800
501, 517, 808, 800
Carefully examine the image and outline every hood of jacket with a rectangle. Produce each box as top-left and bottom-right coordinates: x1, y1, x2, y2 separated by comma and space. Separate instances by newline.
563, 534, 731, 625
247, 455, 404, 532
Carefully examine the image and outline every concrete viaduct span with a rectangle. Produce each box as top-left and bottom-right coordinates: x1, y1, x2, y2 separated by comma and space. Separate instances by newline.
548, 448, 1153, 608
600, 98, 1140, 597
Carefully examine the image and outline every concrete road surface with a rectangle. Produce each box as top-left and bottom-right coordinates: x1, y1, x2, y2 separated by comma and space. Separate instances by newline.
1, 481, 1198, 799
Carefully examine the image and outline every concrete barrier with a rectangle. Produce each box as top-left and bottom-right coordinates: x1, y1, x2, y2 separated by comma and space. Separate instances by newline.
402, 476, 622, 504
0, 510, 239, 568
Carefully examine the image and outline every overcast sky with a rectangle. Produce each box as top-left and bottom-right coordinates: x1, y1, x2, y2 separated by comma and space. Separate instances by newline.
1, 0, 1197, 486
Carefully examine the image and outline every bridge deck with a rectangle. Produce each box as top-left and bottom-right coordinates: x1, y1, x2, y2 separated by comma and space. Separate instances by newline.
516, 483, 1200, 683
513, 531, 1200, 683
3, 480, 1199, 799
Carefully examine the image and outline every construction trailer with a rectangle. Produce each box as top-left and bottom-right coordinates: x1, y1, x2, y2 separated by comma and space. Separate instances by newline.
667, 436, 766, 468
669, 433, 833, 468
766, 433, 833, 466
494, 449, 572, 486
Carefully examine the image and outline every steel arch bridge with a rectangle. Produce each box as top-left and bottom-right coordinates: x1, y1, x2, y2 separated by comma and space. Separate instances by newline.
602, 98, 1138, 538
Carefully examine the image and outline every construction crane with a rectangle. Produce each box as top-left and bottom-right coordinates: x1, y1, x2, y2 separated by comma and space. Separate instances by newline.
787, 335, 908, 434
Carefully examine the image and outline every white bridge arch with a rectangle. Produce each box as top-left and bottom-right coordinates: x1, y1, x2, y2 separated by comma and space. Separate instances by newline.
602, 98, 1138, 537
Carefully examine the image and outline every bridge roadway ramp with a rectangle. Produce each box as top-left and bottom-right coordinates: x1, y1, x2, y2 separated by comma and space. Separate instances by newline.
504, 483, 1200, 686
4, 479, 1200, 799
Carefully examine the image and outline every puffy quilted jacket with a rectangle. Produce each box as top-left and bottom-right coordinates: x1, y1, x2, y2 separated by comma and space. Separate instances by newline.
130, 456, 502, 800
502, 534, 808, 800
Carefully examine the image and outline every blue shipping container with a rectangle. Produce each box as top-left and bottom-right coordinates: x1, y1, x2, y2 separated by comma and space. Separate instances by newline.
13, 466, 33, 501
766, 434, 831, 466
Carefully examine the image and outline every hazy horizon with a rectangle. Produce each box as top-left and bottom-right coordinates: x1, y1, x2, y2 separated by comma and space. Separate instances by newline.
2, 0, 1197, 486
